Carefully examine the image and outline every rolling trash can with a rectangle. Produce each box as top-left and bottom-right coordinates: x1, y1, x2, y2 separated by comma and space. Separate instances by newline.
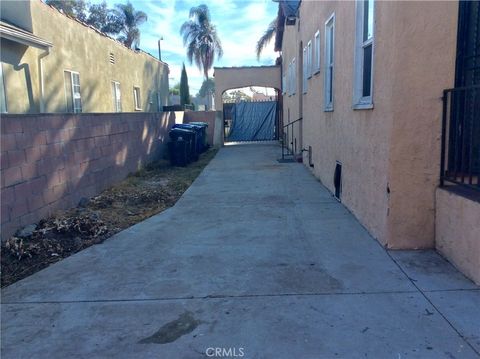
188, 122, 209, 152
167, 138, 187, 166
173, 124, 202, 157
168, 128, 196, 165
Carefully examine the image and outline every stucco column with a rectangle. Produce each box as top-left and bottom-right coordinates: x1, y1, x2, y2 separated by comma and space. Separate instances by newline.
213, 111, 224, 147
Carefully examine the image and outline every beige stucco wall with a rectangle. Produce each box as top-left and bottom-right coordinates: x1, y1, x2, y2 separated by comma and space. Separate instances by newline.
1, 39, 41, 113
282, 1, 458, 248
435, 188, 480, 285
1, 0, 169, 114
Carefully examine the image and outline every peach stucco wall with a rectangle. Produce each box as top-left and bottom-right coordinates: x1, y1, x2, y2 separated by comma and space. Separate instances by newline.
384, 2, 458, 248
282, 1, 458, 248
435, 189, 480, 285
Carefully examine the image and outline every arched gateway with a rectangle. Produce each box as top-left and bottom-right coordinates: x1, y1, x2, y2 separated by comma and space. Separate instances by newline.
212, 66, 282, 145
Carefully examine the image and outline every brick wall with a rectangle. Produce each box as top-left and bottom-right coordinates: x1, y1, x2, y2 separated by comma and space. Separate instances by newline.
1, 112, 181, 240
183, 111, 216, 146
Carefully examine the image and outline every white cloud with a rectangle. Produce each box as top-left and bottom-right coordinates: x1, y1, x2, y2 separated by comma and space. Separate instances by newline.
168, 62, 205, 92
244, 2, 268, 21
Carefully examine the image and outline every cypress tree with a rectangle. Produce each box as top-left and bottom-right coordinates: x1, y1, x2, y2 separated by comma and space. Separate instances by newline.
180, 63, 190, 105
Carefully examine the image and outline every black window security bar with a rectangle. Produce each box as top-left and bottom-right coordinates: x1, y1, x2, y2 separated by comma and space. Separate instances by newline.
281, 117, 302, 160
440, 85, 480, 192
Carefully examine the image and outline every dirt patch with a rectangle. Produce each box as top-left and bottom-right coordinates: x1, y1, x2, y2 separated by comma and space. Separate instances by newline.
1, 149, 218, 287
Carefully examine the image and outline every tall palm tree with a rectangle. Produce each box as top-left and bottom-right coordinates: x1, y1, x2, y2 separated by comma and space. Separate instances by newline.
180, 4, 223, 79
115, 2, 147, 49
256, 17, 278, 60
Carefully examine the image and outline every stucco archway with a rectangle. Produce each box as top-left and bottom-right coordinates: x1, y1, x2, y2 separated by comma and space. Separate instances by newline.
210, 65, 281, 146
213, 66, 281, 112
213, 65, 282, 146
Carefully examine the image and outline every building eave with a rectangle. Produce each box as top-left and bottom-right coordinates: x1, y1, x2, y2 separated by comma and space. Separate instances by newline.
0, 21, 52, 49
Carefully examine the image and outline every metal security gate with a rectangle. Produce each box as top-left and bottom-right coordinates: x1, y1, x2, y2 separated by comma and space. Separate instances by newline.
441, 1, 480, 189
225, 100, 278, 142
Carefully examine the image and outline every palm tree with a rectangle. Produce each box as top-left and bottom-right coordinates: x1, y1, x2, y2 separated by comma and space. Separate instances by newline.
256, 17, 278, 60
115, 2, 147, 49
180, 4, 223, 79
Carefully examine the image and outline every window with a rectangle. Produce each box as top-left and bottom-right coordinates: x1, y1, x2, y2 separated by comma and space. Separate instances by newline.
133, 86, 141, 110
64, 70, 82, 113
287, 63, 292, 96
157, 92, 162, 111
307, 40, 313, 78
314, 30, 321, 74
282, 74, 286, 95
112, 81, 121, 112
353, 0, 375, 108
0, 64, 7, 113
291, 58, 296, 95
324, 14, 335, 111
287, 62, 292, 96
286, 64, 290, 96
302, 47, 308, 94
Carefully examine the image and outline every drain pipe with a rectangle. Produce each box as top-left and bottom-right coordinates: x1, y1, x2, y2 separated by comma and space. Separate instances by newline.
38, 47, 50, 113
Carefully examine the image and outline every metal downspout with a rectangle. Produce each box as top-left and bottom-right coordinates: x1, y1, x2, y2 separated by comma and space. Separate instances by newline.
38, 47, 50, 113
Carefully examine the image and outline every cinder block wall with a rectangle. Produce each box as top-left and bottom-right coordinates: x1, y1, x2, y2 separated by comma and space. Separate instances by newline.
1, 112, 180, 240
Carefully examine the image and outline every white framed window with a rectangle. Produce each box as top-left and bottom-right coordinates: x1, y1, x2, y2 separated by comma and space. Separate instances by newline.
353, 0, 375, 108
157, 92, 162, 111
112, 81, 121, 112
285, 63, 292, 96
288, 62, 292, 96
282, 74, 286, 95
286, 63, 292, 96
314, 30, 321, 74
64, 70, 82, 113
133, 86, 141, 110
302, 47, 308, 94
324, 14, 335, 111
0, 64, 7, 113
307, 40, 313, 78
291, 57, 296, 95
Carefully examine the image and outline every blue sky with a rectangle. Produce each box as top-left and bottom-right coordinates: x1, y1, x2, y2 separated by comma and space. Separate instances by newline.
103, 0, 279, 94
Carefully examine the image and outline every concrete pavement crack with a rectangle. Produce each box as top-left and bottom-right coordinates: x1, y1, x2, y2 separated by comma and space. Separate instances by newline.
2, 289, 420, 305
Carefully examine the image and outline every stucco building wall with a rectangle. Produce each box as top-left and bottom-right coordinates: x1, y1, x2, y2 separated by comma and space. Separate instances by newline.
1, 0, 169, 114
435, 189, 480, 285
281, 1, 458, 248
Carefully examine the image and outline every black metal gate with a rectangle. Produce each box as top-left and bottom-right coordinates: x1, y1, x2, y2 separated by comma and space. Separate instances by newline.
441, 1, 480, 190
224, 100, 278, 142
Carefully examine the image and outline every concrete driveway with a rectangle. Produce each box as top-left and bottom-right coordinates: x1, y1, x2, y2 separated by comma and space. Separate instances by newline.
2, 143, 479, 358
